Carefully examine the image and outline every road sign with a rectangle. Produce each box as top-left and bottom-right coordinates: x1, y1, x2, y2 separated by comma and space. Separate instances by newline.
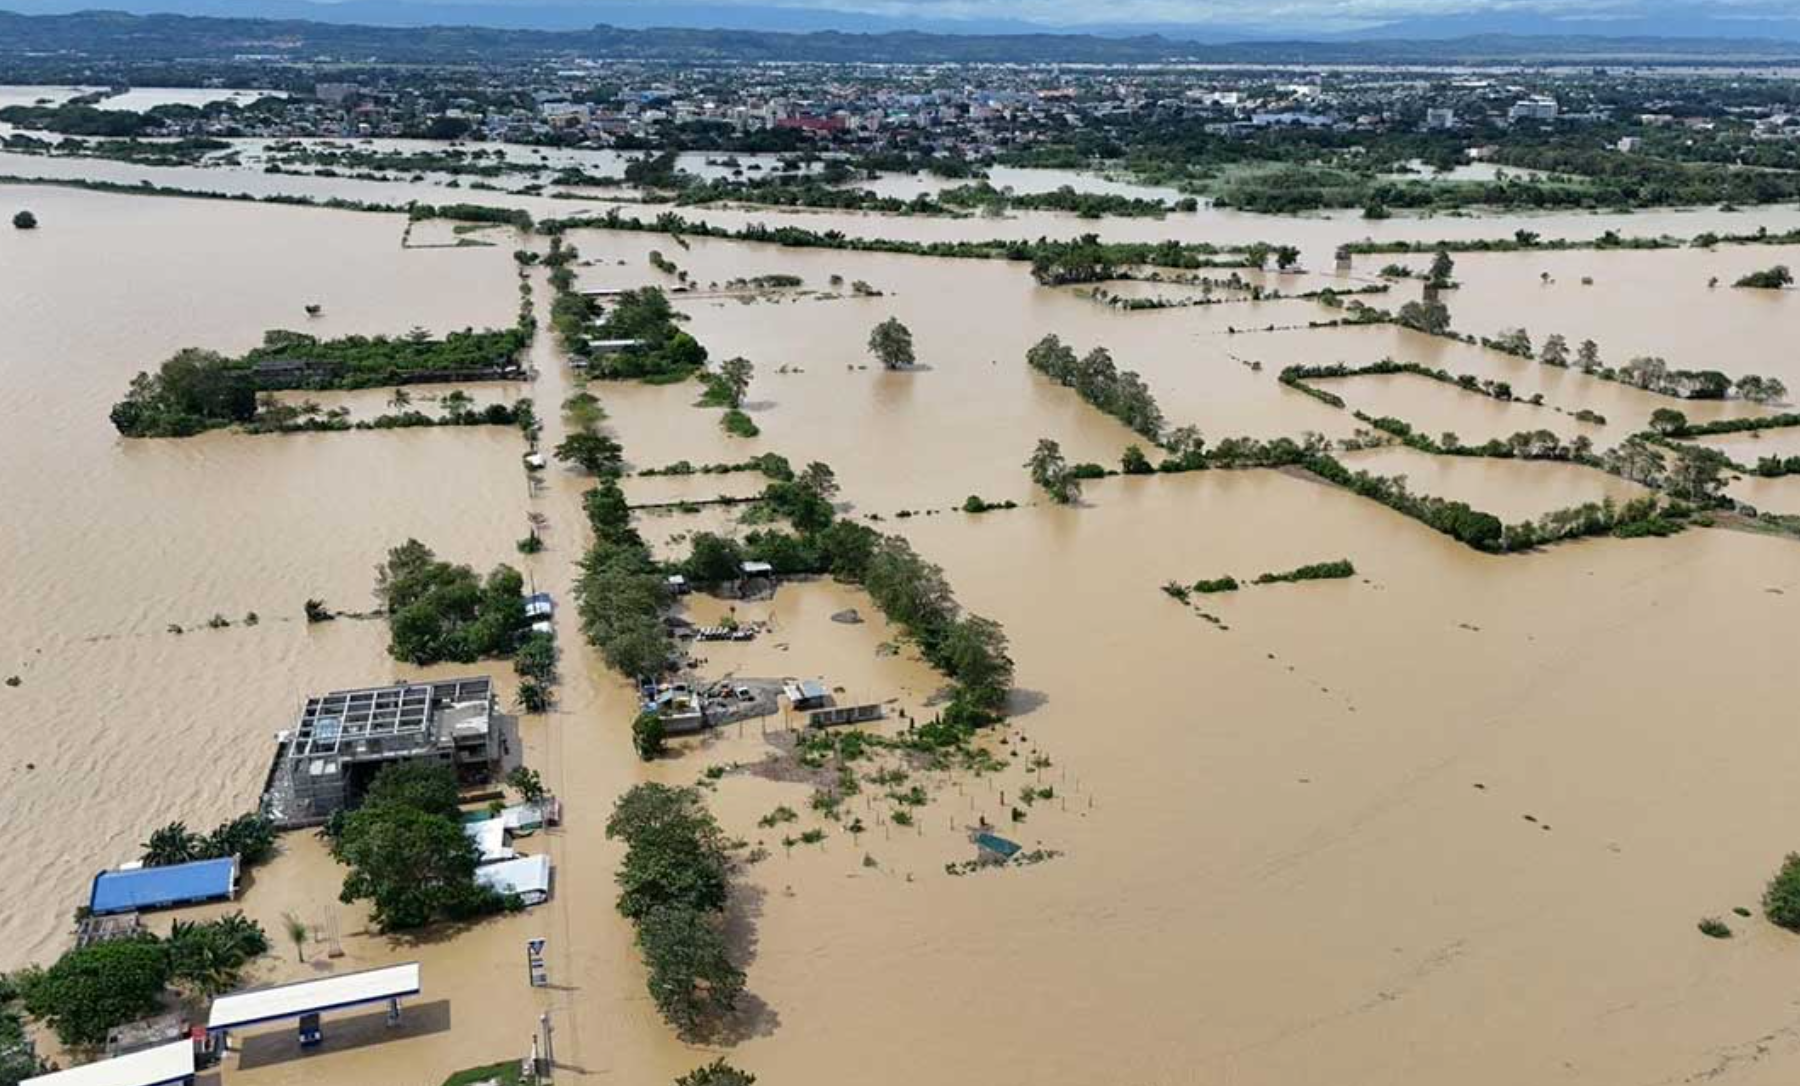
526, 938, 549, 987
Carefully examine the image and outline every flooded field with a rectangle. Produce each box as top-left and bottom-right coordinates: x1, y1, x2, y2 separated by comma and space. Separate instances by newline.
1339, 445, 1651, 520
4, 170, 1799, 1086
1437, 245, 1800, 387
0, 185, 524, 962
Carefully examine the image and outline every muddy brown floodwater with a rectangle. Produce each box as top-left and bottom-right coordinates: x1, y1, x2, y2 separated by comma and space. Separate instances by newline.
2, 168, 1798, 1086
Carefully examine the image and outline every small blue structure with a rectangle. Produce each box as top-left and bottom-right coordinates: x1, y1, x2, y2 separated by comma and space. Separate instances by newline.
89, 857, 238, 916
974, 833, 1022, 861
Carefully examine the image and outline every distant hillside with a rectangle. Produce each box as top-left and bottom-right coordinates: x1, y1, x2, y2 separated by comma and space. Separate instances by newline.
1, 8, 1799, 66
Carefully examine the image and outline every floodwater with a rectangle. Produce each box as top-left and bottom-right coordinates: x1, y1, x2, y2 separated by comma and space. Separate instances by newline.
0, 185, 525, 964
95, 88, 286, 112
4, 163, 1800, 1086
1339, 445, 1651, 521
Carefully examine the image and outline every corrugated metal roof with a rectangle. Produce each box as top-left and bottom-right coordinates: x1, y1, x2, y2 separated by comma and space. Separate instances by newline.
88, 857, 237, 915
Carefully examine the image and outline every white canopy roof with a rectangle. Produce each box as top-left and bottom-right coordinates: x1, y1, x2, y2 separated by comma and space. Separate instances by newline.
207, 963, 421, 1031
477, 853, 551, 904
465, 818, 516, 865
23, 1040, 194, 1086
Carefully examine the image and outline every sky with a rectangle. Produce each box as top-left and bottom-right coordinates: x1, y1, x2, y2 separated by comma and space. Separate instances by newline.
328, 0, 1800, 35
11, 0, 1800, 37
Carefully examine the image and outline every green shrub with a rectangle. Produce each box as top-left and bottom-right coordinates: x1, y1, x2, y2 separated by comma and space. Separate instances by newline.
1764, 853, 1800, 930
633, 711, 666, 761
720, 409, 759, 438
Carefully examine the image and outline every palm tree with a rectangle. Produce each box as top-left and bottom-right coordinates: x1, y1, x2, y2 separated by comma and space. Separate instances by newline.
442, 390, 475, 421
141, 822, 198, 867
282, 911, 308, 963
388, 387, 412, 412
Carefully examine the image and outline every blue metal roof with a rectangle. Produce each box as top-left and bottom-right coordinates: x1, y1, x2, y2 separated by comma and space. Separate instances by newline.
974, 833, 1022, 859
89, 857, 236, 915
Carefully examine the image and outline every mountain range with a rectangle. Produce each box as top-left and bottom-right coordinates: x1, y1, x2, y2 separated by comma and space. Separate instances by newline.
4, 0, 1800, 42
1, 5, 1799, 67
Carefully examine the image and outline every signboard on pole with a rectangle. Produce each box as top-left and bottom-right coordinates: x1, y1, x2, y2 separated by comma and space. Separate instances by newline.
526, 938, 548, 987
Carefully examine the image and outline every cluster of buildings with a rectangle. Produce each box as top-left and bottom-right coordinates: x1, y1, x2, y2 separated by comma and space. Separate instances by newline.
34, 59, 1796, 170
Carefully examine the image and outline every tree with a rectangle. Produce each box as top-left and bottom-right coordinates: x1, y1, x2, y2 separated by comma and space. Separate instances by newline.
517, 679, 550, 714
333, 802, 496, 931
940, 614, 1014, 714
1396, 299, 1451, 335
1734, 265, 1793, 290
1025, 334, 1077, 382
376, 540, 525, 665
1492, 328, 1533, 357
1427, 248, 1456, 288
606, 785, 742, 1036
1735, 375, 1789, 404
16, 938, 170, 1047
607, 784, 731, 918
1765, 853, 1800, 931
1649, 408, 1689, 436
1026, 439, 1079, 504
799, 461, 839, 501
636, 905, 745, 1037
440, 389, 475, 422
1539, 334, 1570, 368
1666, 445, 1729, 503
387, 387, 412, 412
632, 711, 666, 761
684, 532, 745, 583
1121, 445, 1153, 474
108, 348, 257, 437
165, 914, 268, 998
1576, 338, 1601, 372
1163, 425, 1206, 468
281, 912, 309, 963
676, 1058, 757, 1086
0, 1006, 43, 1086
583, 481, 637, 543
866, 317, 915, 370
715, 357, 754, 408
141, 822, 200, 867
360, 760, 462, 820
11, 210, 36, 230
1273, 245, 1301, 271
1621, 356, 1668, 391
555, 430, 625, 476
507, 766, 547, 805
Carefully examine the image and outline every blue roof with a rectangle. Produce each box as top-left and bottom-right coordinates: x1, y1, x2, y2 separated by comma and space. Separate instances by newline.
89, 857, 237, 915
974, 833, 1022, 859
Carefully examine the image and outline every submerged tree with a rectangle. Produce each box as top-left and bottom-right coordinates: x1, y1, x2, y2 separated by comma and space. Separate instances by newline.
11, 210, 36, 230
1426, 248, 1456, 289
1026, 438, 1080, 504
866, 317, 916, 370
1576, 338, 1602, 372
715, 356, 755, 408
1539, 333, 1570, 368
